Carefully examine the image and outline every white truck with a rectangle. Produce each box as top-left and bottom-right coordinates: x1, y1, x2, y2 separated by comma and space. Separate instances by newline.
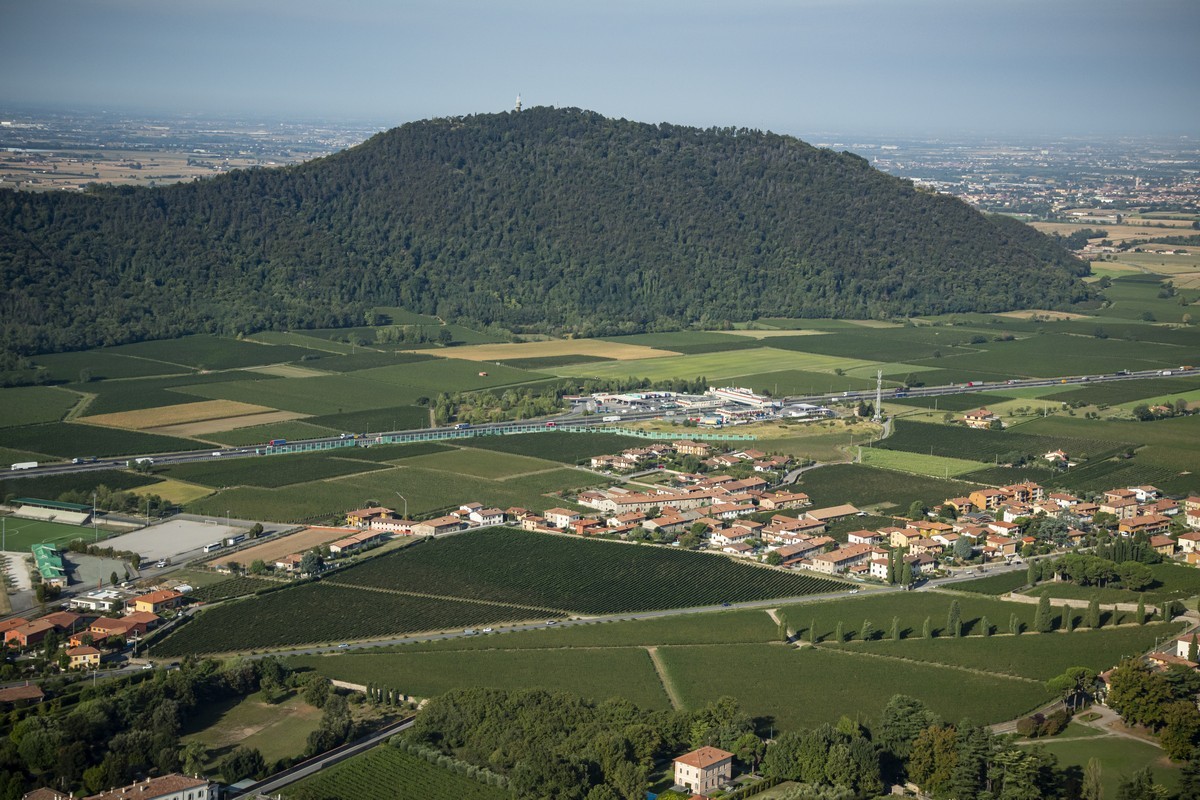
602, 415, 621, 423
10, 461, 37, 471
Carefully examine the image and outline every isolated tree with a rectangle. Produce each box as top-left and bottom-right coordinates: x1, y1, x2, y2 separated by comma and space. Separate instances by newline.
1062, 603, 1074, 632
300, 550, 321, 576
1087, 597, 1101, 629
922, 616, 932, 639
835, 621, 844, 643
765, 550, 783, 566
908, 501, 926, 520
1137, 595, 1146, 626
953, 535, 972, 561
1190, 634, 1198, 664
809, 618, 817, 645
891, 616, 900, 641
1027, 561, 1039, 586
860, 619, 873, 642
109, 571, 119, 586
1082, 758, 1102, 800
980, 615, 991, 637
1010, 612, 1021, 636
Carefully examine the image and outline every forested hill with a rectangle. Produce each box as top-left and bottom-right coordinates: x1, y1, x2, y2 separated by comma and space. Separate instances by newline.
0, 107, 1090, 355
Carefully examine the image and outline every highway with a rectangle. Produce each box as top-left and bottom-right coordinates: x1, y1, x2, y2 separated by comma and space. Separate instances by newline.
4, 367, 1194, 480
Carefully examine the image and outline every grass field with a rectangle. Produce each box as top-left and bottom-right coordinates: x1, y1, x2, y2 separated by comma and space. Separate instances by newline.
495, 354, 616, 370
889, 392, 1014, 413
825, 622, 1181, 681
880, 418, 1130, 465
177, 375, 421, 415
398, 448, 560, 479
1027, 734, 1179, 799
162, 452, 390, 489
858, 447, 987, 478
181, 689, 322, 768
133, 478, 213, 505
349, 360, 547, 397
0, 386, 80, 428
204, 420, 341, 447
283, 745, 508, 800
64, 370, 264, 415
950, 572, 1030, 595
1053, 376, 1200, 406
332, 528, 846, 615
301, 405, 431, 434
553, 347, 880, 382
286, 647, 672, 711
0, 422, 206, 458
31, 349, 185, 382
790, 464, 979, 513
0, 517, 95, 551
657, 644, 1051, 731
731, 369, 883, 396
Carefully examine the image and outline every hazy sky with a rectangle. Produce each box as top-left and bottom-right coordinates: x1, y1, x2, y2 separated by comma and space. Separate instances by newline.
2, 0, 1197, 138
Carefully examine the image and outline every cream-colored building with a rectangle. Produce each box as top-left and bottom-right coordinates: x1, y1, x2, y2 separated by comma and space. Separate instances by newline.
674, 746, 733, 794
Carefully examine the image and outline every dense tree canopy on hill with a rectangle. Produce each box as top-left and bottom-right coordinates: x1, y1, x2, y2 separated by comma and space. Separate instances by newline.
0, 107, 1090, 355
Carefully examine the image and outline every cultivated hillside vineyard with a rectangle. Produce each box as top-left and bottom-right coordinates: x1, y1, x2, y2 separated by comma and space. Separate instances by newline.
0, 107, 1091, 355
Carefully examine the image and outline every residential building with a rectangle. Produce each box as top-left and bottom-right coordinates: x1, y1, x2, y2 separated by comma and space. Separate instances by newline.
132, 589, 183, 614
1185, 497, 1200, 530
82, 774, 215, 800
67, 646, 101, 670
274, 553, 304, 572
4, 620, 55, 649
962, 408, 1000, 429
1119, 515, 1172, 537
411, 516, 466, 536
1148, 534, 1177, 556
674, 747, 734, 794
345, 507, 395, 527
543, 508, 582, 529
808, 543, 879, 575
673, 440, 712, 457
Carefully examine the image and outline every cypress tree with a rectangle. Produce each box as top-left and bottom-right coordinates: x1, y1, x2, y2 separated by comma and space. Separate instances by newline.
1137, 595, 1146, 625
861, 619, 873, 641
923, 616, 932, 639
1027, 561, 1038, 586
1063, 603, 1074, 632
948, 600, 962, 638
891, 616, 900, 641
1087, 596, 1101, 629
810, 617, 817, 644
1010, 612, 1021, 636
1189, 634, 1198, 664
1035, 594, 1052, 633
980, 615, 991, 637
836, 621, 844, 643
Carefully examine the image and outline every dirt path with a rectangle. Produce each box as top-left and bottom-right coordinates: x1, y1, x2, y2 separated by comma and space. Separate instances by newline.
647, 646, 684, 710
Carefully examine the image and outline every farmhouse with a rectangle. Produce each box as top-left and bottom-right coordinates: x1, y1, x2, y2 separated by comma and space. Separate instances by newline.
275, 553, 304, 572
411, 516, 466, 536
67, 646, 101, 670
806, 504, 862, 523
345, 507, 395, 527
1148, 534, 1176, 556
808, 543, 878, 575
673, 746, 734, 795
543, 508, 582, 529
329, 530, 386, 556
962, 408, 1000, 429
0, 683, 44, 707
132, 589, 183, 614
369, 517, 414, 534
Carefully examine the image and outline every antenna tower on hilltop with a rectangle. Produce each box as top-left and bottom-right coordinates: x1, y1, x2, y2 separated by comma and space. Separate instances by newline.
515, 94, 522, 112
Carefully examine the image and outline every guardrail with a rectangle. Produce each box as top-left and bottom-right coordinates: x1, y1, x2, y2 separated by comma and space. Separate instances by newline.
259, 424, 756, 454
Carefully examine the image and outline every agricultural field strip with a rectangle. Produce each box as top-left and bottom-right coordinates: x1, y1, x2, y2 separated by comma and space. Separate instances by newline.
815, 640, 1061, 685
320, 580, 573, 615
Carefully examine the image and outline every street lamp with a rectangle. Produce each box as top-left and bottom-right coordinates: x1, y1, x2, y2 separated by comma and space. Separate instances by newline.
394, 492, 408, 520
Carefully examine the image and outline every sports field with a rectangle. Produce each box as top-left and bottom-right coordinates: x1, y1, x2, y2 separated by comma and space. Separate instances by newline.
858, 447, 987, 478
103, 519, 243, 561
0, 517, 93, 551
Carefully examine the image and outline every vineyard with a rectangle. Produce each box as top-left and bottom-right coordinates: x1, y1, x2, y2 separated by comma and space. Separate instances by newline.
186, 576, 279, 603
333, 528, 847, 614
879, 419, 1131, 464
284, 745, 506, 800
150, 583, 557, 655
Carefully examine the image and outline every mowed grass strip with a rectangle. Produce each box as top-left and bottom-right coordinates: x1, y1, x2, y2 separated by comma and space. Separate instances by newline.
81, 399, 273, 430
162, 451, 391, 488
285, 647, 672, 712
333, 528, 846, 614
825, 622, 1181, 681
656, 644, 1052, 731
149, 583, 560, 655
389, 608, 779, 653
0, 386, 80, 428
283, 745, 508, 800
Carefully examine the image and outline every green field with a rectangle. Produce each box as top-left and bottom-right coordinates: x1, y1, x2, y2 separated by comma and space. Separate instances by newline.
880, 418, 1130, 464
733, 368, 883, 396
657, 644, 1052, 731
0, 386, 80, 428
858, 447, 987, 478
301, 405, 430, 433
31, 349, 185, 382
600, 331, 761, 355
349, 359, 547, 398
496, 355, 615, 370
0, 517, 96, 551
1053, 376, 1200, 406
553, 347, 880, 382
176, 375, 420, 415
150, 583, 561, 655
185, 576, 280, 602
283, 745, 507, 800
70, 370, 263, 415
162, 452, 390, 489
825, 622, 1181, 681
889, 392, 1014, 412
333, 528, 847, 615
0, 422, 206, 458
298, 351, 439, 372
1020, 563, 1200, 606
791, 463, 979, 512
286, 647, 671, 711
399, 448, 560, 479
1027, 734, 1179, 799
455, 432, 649, 463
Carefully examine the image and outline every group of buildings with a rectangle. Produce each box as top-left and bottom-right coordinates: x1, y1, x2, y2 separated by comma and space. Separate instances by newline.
573, 386, 833, 427
1, 586, 183, 668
